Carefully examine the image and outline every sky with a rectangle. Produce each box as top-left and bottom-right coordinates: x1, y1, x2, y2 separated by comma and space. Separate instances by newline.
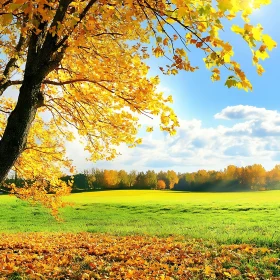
67, 1, 280, 173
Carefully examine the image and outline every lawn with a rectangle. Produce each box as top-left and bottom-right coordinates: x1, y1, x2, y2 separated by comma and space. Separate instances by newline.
1, 190, 280, 248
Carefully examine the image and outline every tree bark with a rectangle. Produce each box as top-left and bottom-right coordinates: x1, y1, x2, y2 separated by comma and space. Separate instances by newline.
0, 25, 48, 183
0, 76, 44, 182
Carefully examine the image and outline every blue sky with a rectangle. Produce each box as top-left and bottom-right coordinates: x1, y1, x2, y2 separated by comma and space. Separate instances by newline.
68, 1, 280, 173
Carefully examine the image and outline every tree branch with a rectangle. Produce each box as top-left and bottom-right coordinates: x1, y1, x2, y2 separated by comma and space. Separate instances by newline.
0, 106, 12, 114
56, 0, 99, 49
41, 0, 73, 54
43, 78, 111, 86
0, 30, 27, 96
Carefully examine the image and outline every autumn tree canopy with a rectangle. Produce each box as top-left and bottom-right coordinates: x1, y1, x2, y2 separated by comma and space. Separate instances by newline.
0, 0, 276, 198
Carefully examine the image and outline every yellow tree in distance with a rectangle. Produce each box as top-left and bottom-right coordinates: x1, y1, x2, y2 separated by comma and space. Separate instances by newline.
0, 0, 277, 210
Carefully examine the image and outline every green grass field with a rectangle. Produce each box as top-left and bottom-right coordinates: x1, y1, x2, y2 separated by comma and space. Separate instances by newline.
1, 190, 280, 247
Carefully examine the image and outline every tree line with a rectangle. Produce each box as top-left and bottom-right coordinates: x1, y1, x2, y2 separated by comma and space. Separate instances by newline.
59, 164, 280, 192
2, 164, 280, 194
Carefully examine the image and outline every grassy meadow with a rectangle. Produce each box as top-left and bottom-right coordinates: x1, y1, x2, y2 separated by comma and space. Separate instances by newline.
1, 190, 280, 247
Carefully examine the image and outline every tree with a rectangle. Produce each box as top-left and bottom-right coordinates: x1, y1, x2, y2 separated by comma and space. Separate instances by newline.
92, 168, 106, 189
185, 173, 195, 185
0, 0, 276, 199
248, 164, 267, 190
103, 169, 119, 189
127, 170, 137, 188
157, 171, 169, 187
72, 173, 89, 191
84, 169, 96, 189
267, 165, 280, 187
156, 179, 166, 190
166, 170, 178, 189
118, 169, 129, 188
135, 171, 146, 188
224, 165, 236, 181
144, 170, 157, 189
194, 170, 209, 185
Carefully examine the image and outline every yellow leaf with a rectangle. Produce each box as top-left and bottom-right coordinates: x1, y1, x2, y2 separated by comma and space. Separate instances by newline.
231, 25, 244, 35
252, 24, 263, 41
165, 18, 175, 24
257, 64, 265, 75
255, 50, 269, 60
262, 34, 277, 51
223, 53, 231, 63
224, 271, 231, 278
218, 0, 233, 11
204, 265, 212, 276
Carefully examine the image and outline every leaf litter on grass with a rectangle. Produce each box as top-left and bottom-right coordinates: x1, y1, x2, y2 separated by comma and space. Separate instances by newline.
0, 233, 279, 279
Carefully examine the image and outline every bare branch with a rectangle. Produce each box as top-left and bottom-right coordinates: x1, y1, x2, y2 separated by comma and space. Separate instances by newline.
0, 108, 11, 114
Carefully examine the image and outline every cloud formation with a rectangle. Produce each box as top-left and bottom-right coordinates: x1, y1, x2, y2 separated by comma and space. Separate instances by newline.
214, 105, 280, 120
68, 105, 280, 173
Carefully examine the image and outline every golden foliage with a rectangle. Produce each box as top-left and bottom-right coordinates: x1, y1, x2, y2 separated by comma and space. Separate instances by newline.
9, 180, 72, 218
157, 179, 166, 190
0, 233, 278, 279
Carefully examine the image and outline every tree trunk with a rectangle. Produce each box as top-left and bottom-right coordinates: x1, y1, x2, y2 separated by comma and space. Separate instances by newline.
0, 31, 64, 184
0, 16, 64, 184
0, 76, 43, 183
0, 0, 89, 183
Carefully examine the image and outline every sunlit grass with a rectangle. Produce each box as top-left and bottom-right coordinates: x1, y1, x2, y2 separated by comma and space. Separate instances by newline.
0, 190, 279, 247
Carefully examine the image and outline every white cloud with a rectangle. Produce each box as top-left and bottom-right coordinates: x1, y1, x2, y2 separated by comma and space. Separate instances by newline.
214, 105, 279, 120
66, 105, 280, 173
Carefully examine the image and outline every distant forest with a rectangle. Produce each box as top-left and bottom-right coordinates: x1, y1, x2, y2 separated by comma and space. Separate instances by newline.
3, 164, 280, 193
53, 164, 280, 192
